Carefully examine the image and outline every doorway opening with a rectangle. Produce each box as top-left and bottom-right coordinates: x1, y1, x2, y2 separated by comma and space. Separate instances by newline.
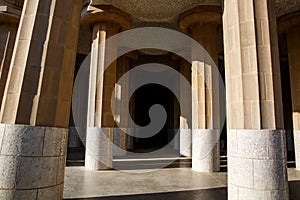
131, 83, 180, 152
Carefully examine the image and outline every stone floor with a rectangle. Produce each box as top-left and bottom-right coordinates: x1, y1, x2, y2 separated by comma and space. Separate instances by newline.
63, 165, 300, 200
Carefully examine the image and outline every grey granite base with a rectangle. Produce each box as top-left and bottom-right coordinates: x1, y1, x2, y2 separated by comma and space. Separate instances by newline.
294, 130, 300, 170
85, 127, 113, 170
227, 130, 289, 200
0, 124, 68, 200
180, 129, 192, 157
113, 128, 127, 156
126, 135, 134, 150
192, 129, 220, 172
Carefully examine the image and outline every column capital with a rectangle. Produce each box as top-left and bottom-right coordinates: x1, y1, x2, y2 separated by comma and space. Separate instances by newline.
278, 11, 300, 34
178, 5, 222, 33
81, 5, 131, 32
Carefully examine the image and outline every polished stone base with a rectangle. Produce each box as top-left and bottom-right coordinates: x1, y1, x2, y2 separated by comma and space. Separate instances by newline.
180, 129, 192, 157
228, 130, 289, 200
294, 130, 300, 170
85, 127, 113, 170
192, 129, 220, 172
113, 128, 127, 156
0, 124, 68, 200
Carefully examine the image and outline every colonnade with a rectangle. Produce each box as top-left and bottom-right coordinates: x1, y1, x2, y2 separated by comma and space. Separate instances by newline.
0, 0, 298, 199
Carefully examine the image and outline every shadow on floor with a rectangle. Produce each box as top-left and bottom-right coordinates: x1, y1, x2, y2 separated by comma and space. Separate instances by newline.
64, 187, 227, 200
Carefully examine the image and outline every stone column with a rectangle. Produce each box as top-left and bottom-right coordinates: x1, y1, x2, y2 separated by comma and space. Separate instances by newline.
81, 5, 131, 170
223, 0, 288, 199
114, 56, 130, 156
0, 6, 19, 106
179, 59, 192, 157
179, 6, 221, 172
279, 12, 300, 170
0, 0, 82, 199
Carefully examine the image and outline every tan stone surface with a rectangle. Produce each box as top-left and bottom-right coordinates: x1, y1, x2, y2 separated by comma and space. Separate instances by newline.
223, 0, 284, 130
179, 7, 221, 130
0, 0, 82, 128
87, 22, 119, 128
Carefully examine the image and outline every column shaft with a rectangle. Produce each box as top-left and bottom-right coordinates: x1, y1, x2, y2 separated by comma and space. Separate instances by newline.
85, 23, 119, 170
0, 0, 82, 199
190, 22, 221, 172
223, 0, 288, 199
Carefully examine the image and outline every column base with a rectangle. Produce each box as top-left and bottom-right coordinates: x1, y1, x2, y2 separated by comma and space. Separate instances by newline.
180, 129, 192, 157
126, 136, 134, 150
294, 130, 300, 170
113, 128, 127, 156
0, 124, 68, 200
228, 130, 289, 200
192, 129, 220, 172
85, 127, 113, 170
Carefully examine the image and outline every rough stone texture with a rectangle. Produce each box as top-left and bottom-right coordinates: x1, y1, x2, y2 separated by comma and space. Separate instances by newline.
37, 184, 64, 200
113, 128, 127, 156
91, 0, 221, 24
192, 129, 220, 172
0, 189, 37, 200
2, 125, 44, 156
85, 127, 113, 170
0, 183, 63, 200
227, 130, 289, 200
0, 125, 68, 199
275, 0, 300, 17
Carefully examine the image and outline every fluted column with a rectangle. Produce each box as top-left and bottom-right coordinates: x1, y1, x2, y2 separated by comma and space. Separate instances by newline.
279, 12, 300, 170
223, 0, 288, 199
81, 5, 131, 170
0, 0, 82, 199
0, 6, 19, 106
179, 6, 221, 172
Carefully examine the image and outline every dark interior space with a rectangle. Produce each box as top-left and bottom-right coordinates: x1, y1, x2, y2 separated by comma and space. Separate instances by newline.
132, 83, 180, 151
279, 34, 295, 162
